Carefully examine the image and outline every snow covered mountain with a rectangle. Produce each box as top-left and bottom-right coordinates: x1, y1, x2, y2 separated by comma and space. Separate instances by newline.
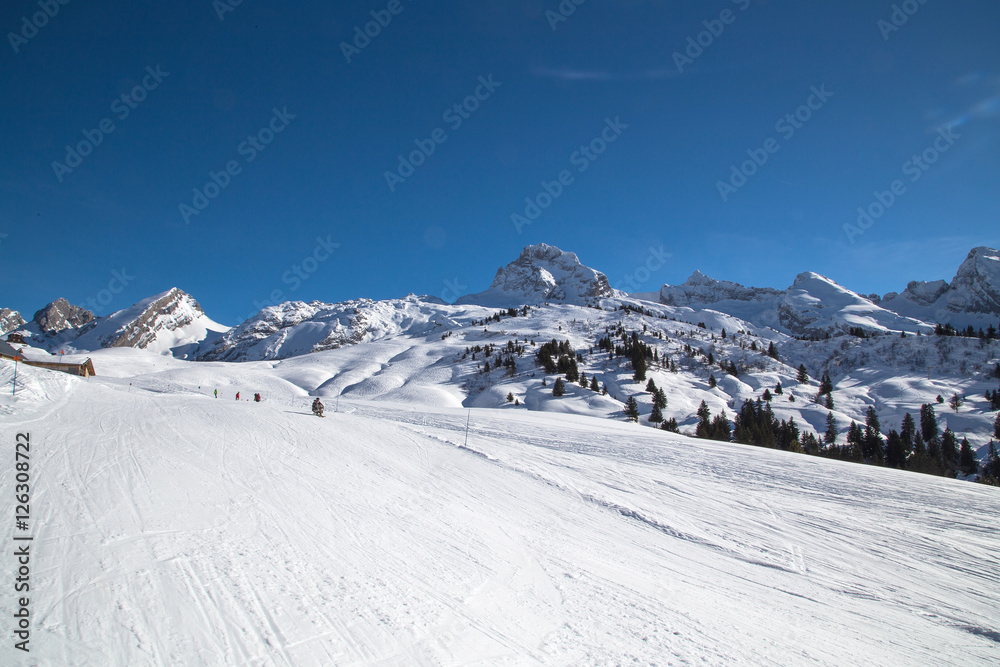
0, 307, 24, 334
198, 294, 472, 362
14, 289, 227, 358
657, 270, 932, 337
881, 246, 1000, 328
457, 243, 618, 307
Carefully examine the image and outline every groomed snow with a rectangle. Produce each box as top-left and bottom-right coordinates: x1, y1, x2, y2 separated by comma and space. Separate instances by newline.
1, 351, 998, 666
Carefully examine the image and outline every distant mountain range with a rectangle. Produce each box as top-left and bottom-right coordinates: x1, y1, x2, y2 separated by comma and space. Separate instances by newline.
2, 245, 998, 360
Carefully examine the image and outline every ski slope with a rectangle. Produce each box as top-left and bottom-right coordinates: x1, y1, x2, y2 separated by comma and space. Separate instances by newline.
1, 354, 998, 666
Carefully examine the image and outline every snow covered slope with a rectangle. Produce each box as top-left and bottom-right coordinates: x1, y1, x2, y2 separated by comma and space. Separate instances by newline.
0, 353, 997, 665
658, 271, 933, 336
198, 295, 486, 363
882, 246, 1000, 328
457, 243, 618, 307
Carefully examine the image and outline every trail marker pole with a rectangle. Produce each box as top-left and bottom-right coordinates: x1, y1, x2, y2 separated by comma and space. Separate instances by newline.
464, 409, 471, 447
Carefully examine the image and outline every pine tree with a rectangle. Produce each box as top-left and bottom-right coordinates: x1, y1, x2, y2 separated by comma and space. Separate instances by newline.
767, 342, 779, 360
775, 382, 783, 395
661, 418, 680, 433
649, 402, 664, 423
941, 428, 959, 471
885, 430, 906, 468
797, 364, 809, 384
988, 441, 1000, 478
949, 393, 964, 412
633, 355, 647, 383
590, 376, 599, 392
824, 412, 838, 446
506, 392, 514, 403
646, 378, 657, 393
624, 395, 640, 422
579, 371, 588, 388
994, 413, 1000, 440
552, 378, 565, 397
708, 374, 717, 388
601, 383, 608, 396
824, 392, 834, 410
697, 400, 711, 422
863, 406, 884, 464
900, 413, 916, 456
653, 388, 667, 410
958, 438, 977, 475
763, 389, 772, 402
846, 422, 864, 462
920, 404, 939, 445
818, 371, 834, 395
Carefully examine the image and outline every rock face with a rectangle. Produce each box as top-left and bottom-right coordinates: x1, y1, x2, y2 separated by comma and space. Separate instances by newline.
881, 247, 1000, 326
457, 244, 616, 307
13, 289, 227, 357
0, 308, 25, 335
32, 298, 95, 335
89, 288, 213, 350
658, 271, 782, 308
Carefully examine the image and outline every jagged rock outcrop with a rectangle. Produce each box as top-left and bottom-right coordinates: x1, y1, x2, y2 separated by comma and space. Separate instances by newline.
0, 308, 25, 335
882, 247, 1000, 326
457, 244, 616, 307
32, 298, 95, 334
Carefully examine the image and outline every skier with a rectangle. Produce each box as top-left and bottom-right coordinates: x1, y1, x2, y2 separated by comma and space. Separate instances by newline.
236, 392, 240, 401
214, 389, 218, 399
312, 397, 325, 418
254, 393, 261, 403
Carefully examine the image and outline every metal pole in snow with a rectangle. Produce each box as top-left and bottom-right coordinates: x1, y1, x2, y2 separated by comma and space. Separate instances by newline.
464, 409, 471, 447
12, 355, 18, 395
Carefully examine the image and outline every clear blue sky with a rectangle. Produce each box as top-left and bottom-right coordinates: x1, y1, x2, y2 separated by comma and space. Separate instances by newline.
2, 0, 998, 325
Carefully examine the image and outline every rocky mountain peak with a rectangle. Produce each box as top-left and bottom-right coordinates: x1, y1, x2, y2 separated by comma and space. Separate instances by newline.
32, 298, 95, 334
0, 308, 25, 335
457, 244, 614, 306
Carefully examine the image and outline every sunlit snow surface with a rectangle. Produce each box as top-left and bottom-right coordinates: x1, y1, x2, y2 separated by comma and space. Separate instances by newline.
1, 351, 998, 666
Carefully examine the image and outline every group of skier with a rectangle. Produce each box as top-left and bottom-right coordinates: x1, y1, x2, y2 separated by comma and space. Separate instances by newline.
211, 386, 326, 417
211, 389, 262, 402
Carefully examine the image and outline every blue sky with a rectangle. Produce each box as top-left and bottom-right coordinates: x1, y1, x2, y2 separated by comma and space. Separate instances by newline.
2, 0, 999, 325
